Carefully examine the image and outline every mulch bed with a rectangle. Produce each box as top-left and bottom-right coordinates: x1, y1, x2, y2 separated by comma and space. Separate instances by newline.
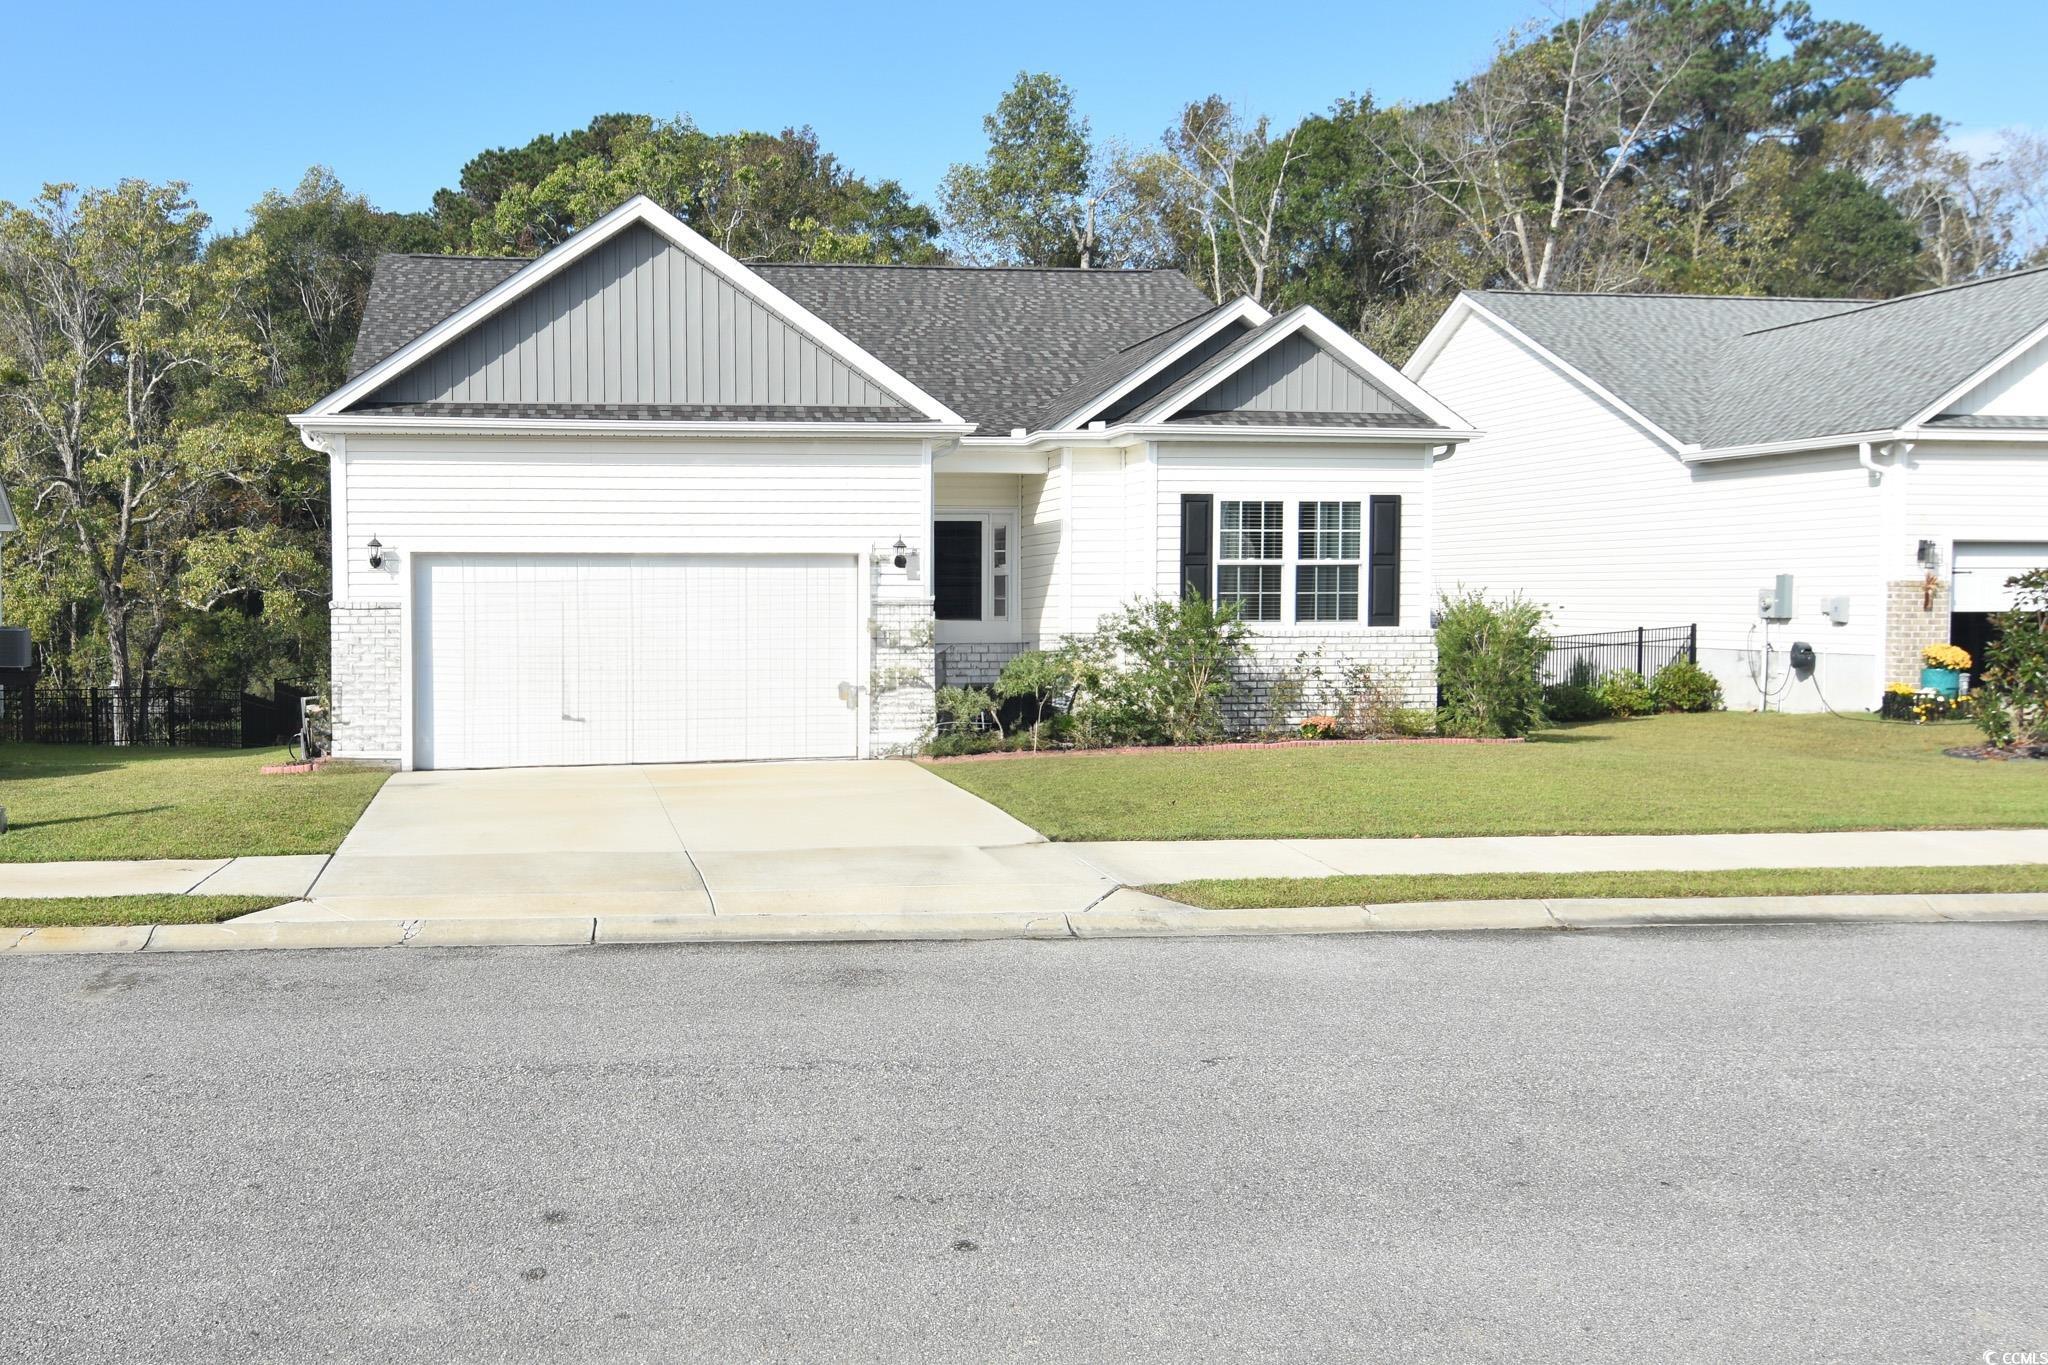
1943, 743, 2048, 762
920, 735, 1524, 764
259, 756, 341, 776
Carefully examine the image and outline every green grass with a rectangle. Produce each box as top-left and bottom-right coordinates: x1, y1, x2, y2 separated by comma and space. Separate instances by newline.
925, 712, 2047, 841
0, 744, 390, 863
0, 894, 287, 928
1150, 863, 2048, 910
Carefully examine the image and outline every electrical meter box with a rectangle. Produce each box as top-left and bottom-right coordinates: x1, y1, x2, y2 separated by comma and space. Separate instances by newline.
1757, 574, 1795, 621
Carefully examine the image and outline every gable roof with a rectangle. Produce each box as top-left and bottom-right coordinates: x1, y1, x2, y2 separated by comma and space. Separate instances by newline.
1430, 267, 2048, 453
752, 262, 1218, 435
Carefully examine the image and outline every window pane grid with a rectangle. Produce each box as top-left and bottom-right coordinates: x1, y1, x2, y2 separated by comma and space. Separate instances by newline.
1296, 565, 1359, 622
1299, 501, 1362, 561
1220, 500, 1283, 561
1219, 565, 1282, 621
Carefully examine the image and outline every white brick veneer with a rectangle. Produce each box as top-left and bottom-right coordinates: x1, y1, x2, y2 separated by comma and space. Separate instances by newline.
1225, 630, 1438, 733
329, 601, 403, 760
936, 640, 1035, 687
869, 599, 938, 756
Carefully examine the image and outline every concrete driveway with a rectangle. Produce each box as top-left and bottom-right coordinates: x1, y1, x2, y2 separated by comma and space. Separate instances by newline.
270, 761, 1111, 921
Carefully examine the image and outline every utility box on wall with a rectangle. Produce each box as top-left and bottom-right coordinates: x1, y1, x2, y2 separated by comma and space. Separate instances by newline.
1757, 574, 1795, 621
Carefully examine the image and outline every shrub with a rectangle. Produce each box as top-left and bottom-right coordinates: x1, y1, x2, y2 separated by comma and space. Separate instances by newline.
1390, 707, 1439, 737
934, 684, 1001, 738
1597, 668, 1653, 718
1880, 685, 1974, 724
1649, 659, 1723, 713
1975, 568, 2048, 749
1299, 714, 1340, 739
924, 730, 1002, 758
1070, 592, 1250, 747
994, 648, 1076, 750
1543, 656, 1608, 722
1435, 590, 1548, 738
1922, 643, 1973, 671
1334, 664, 1409, 738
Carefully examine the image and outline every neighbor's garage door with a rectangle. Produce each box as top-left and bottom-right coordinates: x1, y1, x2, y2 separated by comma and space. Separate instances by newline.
1952, 542, 2048, 612
414, 553, 858, 769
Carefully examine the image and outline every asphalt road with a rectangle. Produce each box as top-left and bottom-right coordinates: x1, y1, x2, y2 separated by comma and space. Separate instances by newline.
4, 924, 2045, 1363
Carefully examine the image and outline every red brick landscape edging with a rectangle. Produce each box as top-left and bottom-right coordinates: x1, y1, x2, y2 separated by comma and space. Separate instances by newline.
919, 735, 1524, 763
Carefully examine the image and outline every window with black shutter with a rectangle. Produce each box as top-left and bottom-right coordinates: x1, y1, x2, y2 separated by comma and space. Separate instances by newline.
1366, 495, 1401, 626
1179, 494, 1213, 601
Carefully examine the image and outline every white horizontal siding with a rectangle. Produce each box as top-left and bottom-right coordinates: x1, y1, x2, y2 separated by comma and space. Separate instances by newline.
1950, 333, 2048, 416
934, 473, 1021, 510
338, 435, 925, 603
1153, 442, 1434, 631
1019, 468, 1061, 640
1904, 444, 2048, 576
1066, 450, 1128, 633
1421, 311, 1882, 709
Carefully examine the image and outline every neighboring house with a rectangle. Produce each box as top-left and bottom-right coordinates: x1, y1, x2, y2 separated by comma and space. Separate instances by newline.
1406, 272, 2048, 711
294, 197, 1473, 769
0, 478, 26, 688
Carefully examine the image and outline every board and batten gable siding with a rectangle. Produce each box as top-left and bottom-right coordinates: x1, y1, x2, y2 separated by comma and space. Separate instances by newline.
1150, 443, 1434, 629
335, 435, 927, 603
365, 224, 901, 410
1421, 309, 1883, 709
1186, 334, 1412, 417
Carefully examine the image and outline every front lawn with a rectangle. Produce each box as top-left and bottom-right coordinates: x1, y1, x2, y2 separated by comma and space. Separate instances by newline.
925, 713, 2047, 841
1, 895, 286, 928
0, 744, 390, 863
1151, 864, 2048, 910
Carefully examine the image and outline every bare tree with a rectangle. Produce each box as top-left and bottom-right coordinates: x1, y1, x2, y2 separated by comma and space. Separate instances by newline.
1370, 6, 1701, 292
1129, 97, 1305, 304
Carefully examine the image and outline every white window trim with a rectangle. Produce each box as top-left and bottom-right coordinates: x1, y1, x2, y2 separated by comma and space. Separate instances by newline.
1296, 499, 1364, 625
932, 509, 1021, 644
1216, 498, 1286, 625
1212, 497, 1381, 632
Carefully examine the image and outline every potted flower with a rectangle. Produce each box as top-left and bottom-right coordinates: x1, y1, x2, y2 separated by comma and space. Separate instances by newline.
1920, 643, 1971, 698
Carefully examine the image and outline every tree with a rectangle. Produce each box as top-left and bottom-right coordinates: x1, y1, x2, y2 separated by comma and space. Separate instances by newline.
0, 183, 264, 736
940, 73, 1130, 267
1121, 97, 1305, 304
436, 116, 943, 264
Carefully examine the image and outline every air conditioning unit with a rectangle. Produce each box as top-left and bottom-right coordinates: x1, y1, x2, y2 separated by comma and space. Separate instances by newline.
0, 627, 34, 671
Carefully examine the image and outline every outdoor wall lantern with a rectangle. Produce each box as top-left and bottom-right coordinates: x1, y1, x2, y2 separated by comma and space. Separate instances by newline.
367, 535, 384, 570
892, 536, 908, 569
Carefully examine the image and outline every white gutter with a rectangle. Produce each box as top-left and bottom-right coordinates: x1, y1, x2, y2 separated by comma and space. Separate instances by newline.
292, 414, 975, 448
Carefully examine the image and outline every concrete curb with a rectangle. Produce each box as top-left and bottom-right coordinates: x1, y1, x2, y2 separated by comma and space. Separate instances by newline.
3, 892, 2044, 956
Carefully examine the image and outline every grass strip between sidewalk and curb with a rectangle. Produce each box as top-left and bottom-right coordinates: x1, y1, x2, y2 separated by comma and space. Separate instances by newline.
1146, 864, 2048, 910
0, 895, 289, 928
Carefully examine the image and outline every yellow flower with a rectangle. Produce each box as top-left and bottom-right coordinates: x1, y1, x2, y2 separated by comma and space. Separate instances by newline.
1921, 643, 1972, 670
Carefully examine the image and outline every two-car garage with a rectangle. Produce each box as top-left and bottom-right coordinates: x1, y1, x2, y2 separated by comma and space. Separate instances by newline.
411, 553, 861, 769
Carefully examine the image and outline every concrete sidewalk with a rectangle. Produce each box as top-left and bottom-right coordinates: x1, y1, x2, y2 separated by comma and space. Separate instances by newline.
1067, 828, 2048, 884
0, 855, 329, 900
5, 888, 2046, 955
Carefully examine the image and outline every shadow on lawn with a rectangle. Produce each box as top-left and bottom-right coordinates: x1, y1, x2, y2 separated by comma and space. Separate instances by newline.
1523, 729, 1615, 744
6, 806, 175, 830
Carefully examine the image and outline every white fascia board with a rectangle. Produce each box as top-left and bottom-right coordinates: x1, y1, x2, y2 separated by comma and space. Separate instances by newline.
1400, 294, 1475, 379
293, 414, 972, 443
1127, 305, 1480, 435
1680, 429, 1905, 463
1904, 314, 2048, 427
1449, 298, 1697, 454
1899, 425, 2048, 444
1117, 423, 1477, 445
933, 447, 1052, 473
1051, 296, 1272, 430
301, 195, 967, 426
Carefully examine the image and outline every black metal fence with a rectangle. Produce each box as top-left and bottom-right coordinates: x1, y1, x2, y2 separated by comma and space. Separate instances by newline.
1542, 625, 1698, 685
0, 683, 285, 748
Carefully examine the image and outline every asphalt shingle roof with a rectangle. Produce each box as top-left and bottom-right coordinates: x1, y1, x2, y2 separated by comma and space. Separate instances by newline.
1470, 268, 2048, 448
345, 252, 1224, 434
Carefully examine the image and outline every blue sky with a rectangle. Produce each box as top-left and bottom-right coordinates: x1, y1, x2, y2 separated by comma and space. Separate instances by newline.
3, 1, 2043, 230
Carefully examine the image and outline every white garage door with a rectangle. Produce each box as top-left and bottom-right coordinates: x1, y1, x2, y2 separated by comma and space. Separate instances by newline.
414, 553, 859, 769
1953, 542, 2048, 612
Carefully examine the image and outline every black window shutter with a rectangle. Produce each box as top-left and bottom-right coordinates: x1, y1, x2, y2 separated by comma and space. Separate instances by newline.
1180, 494, 1213, 601
1367, 495, 1401, 626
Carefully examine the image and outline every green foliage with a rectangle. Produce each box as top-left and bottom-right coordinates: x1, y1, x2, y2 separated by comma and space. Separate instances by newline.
940, 73, 1125, 267
1068, 592, 1250, 747
1975, 568, 2048, 749
994, 648, 1076, 750
1435, 590, 1548, 738
1544, 656, 1611, 723
430, 114, 943, 263
1649, 660, 1724, 713
934, 684, 1002, 738
1596, 668, 1655, 719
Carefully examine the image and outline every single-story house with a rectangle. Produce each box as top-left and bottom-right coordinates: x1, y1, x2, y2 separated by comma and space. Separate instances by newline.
294, 197, 1473, 769
1405, 270, 2048, 711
